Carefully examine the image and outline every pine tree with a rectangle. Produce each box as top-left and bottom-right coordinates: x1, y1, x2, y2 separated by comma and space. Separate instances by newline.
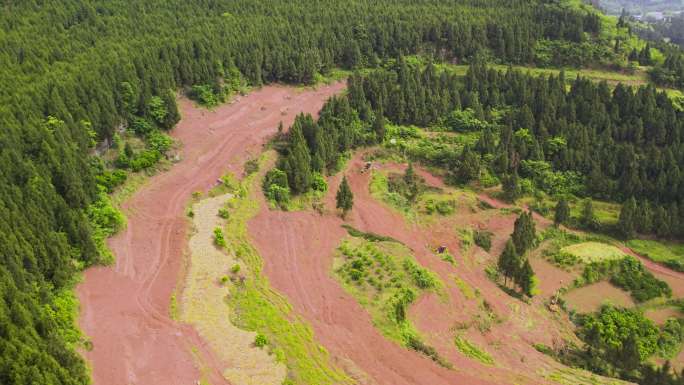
512, 211, 536, 255
554, 199, 570, 226
161, 90, 180, 130
336, 176, 354, 218
498, 239, 518, 285
515, 258, 536, 297
580, 198, 599, 231
502, 170, 520, 202
284, 122, 312, 194
618, 197, 638, 239
457, 146, 481, 183
636, 200, 654, 234
404, 163, 420, 202
373, 108, 386, 143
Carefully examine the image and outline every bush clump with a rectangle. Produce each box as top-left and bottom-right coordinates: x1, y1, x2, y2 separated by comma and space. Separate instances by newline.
213, 227, 226, 248
473, 230, 492, 252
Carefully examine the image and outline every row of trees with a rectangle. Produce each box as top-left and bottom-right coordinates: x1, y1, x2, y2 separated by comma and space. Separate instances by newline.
619, 197, 684, 239
497, 212, 538, 297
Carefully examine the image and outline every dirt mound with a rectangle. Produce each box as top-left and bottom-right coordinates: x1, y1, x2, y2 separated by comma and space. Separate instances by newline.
77, 82, 344, 385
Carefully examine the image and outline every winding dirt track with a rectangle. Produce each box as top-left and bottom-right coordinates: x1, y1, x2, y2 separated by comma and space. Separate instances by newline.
77, 83, 345, 385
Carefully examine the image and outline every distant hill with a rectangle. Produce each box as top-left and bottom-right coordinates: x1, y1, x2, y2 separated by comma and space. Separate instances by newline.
594, 0, 684, 16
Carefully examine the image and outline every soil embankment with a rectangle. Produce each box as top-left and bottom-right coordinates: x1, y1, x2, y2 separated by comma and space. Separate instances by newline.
77, 83, 344, 385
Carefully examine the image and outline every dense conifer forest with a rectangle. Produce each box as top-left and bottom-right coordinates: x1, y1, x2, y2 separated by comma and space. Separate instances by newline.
0, 0, 678, 384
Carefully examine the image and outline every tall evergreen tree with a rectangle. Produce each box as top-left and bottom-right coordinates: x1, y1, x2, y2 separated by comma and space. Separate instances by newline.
498, 239, 518, 285
515, 258, 536, 297
580, 198, 599, 231
618, 197, 638, 239
336, 176, 354, 218
373, 108, 386, 143
284, 122, 312, 193
512, 211, 536, 255
554, 199, 570, 226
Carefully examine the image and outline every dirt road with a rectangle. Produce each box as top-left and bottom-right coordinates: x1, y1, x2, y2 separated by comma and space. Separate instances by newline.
77, 83, 345, 385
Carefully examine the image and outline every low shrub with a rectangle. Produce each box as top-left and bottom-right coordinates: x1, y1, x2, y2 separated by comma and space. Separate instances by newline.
213, 227, 226, 248
254, 333, 268, 348
473, 230, 492, 252
218, 208, 230, 219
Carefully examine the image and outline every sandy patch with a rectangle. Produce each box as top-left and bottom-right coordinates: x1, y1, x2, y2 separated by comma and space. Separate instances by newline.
182, 193, 286, 384
77, 82, 345, 385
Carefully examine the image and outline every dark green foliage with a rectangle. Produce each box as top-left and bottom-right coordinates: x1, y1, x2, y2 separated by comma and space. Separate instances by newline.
610, 257, 672, 302
190, 84, 222, 107
566, 305, 684, 384
473, 230, 492, 252
262, 168, 291, 206
580, 199, 600, 231
456, 146, 481, 183
458, 63, 684, 239
516, 258, 536, 297
373, 110, 386, 143
406, 334, 453, 369
554, 199, 570, 226
579, 257, 672, 302
618, 197, 637, 239
336, 176, 354, 217
283, 121, 312, 194
341, 224, 401, 244
578, 305, 660, 373
512, 211, 536, 255
387, 164, 424, 203
498, 239, 519, 285
502, 171, 521, 202
444, 109, 489, 132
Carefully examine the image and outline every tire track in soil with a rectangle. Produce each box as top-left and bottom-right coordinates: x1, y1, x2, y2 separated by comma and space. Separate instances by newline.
77, 83, 345, 385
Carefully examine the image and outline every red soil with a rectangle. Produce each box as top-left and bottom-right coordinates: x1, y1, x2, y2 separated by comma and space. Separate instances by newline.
249, 153, 571, 385
77, 83, 345, 385
529, 257, 575, 297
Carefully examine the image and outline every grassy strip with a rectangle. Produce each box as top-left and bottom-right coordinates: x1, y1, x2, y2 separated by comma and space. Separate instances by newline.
224, 153, 352, 385
627, 239, 684, 272
454, 335, 494, 365
341, 224, 402, 244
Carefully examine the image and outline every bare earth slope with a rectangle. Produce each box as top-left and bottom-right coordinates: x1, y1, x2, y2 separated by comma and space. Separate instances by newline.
249, 154, 547, 385
77, 83, 344, 385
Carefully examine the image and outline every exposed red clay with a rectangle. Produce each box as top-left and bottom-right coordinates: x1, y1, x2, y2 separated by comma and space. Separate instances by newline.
249, 152, 573, 385
77, 83, 345, 385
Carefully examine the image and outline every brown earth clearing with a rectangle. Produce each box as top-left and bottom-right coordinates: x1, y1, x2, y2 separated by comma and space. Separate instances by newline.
249, 152, 630, 385
77, 81, 668, 385
645, 307, 684, 326
563, 281, 635, 314
77, 82, 344, 385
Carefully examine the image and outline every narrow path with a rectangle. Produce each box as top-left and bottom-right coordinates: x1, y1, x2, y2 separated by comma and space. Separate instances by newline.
77, 83, 345, 385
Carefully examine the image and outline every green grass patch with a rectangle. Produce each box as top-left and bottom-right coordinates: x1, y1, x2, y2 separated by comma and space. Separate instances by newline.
454, 335, 494, 365
369, 171, 414, 219
341, 224, 402, 244
560, 242, 626, 264
224, 152, 352, 385
627, 239, 684, 272
333, 238, 450, 367
453, 276, 477, 300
